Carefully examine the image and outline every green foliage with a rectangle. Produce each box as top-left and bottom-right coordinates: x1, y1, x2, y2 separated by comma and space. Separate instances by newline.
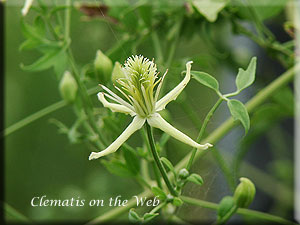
227, 99, 250, 134
191, 71, 219, 92
192, 0, 228, 22
160, 157, 176, 177
186, 173, 204, 186
151, 187, 167, 201
20, 17, 68, 78
237, 0, 288, 21
129, 208, 159, 223
102, 159, 135, 177
235, 57, 257, 94
123, 146, 140, 175
129, 208, 143, 223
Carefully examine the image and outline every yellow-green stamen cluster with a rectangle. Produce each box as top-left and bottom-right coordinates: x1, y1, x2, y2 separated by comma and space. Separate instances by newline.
116, 55, 162, 117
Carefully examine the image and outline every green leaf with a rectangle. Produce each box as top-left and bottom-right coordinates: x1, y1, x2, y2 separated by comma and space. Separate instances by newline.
192, 0, 228, 22
151, 187, 167, 200
160, 157, 175, 173
34, 16, 46, 36
21, 47, 66, 72
237, 0, 287, 21
186, 173, 204, 185
143, 212, 159, 223
123, 146, 140, 175
21, 19, 42, 40
227, 99, 250, 134
235, 57, 257, 93
53, 50, 68, 79
102, 159, 134, 177
19, 39, 43, 51
129, 208, 143, 223
191, 71, 219, 92
217, 196, 235, 219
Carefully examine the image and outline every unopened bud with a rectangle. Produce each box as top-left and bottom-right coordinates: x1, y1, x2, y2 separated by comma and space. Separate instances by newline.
217, 196, 235, 219
172, 197, 183, 206
94, 50, 113, 83
233, 177, 256, 208
111, 61, 125, 82
59, 71, 78, 103
178, 168, 189, 179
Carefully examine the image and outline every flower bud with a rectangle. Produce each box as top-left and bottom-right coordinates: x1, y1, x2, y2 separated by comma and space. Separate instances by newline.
172, 197, 183, 206
94, 50, 113, 83
178, 168, 189, 179
217, 196, 235, 219
233, 177, 256, 208
59, 71, 78, 103
111, 61, 125, 82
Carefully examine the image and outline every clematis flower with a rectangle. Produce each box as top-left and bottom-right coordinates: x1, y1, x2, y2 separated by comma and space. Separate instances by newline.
89, 55, 212, 160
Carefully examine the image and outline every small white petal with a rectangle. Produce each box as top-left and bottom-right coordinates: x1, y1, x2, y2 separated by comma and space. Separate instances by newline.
147, 113, 212, 149
100, 84, 135, 111
155, 61, 193, 111
21, 0, 34, 16
97, 92, 135, 116
89, 116, 146, 160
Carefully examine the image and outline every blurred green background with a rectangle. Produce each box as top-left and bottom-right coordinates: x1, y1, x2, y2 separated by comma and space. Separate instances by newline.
4, 0, 296, 223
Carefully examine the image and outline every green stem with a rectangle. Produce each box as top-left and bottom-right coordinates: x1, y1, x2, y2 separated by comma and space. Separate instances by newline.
180, 100, 234, 191
64, 0, 71, 39
3, 86, 99, 137
69, 64, 107, 148
215, 205, 238, 225
63, 0, 106, 148
181, 196, 296, 225
145, 122, 178, 196
186, 98, 223, 170
141, 128, 163, 188
149, 202, 167, 214
3, 100, 65, 136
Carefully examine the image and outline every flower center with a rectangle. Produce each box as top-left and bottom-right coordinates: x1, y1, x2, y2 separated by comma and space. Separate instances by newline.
116, 55, 161, 117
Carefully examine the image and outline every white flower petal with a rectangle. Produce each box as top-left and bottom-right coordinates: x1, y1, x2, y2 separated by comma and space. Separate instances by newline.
97, 92, 135, 116
155, 61, 193, 111
21, 0, 34, 16
100, 84, 135, 111
147, 113, 212, 149
89, 116, 146, 160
